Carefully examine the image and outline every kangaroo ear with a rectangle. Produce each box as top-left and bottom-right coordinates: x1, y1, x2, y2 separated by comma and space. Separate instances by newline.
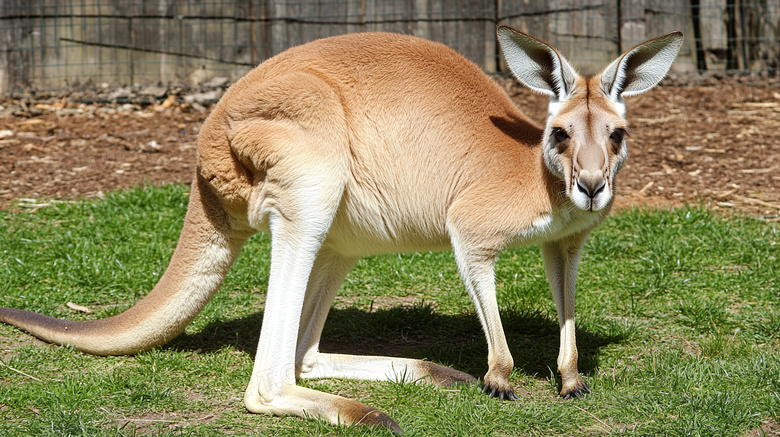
601, 31, 683, 100
497, 26, 578, 101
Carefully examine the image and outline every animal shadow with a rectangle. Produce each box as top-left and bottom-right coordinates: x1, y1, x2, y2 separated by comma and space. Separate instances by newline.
171, 302, 627, 382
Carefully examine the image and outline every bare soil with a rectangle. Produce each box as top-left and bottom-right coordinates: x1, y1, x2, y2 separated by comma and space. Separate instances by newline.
1, 76, 778, 219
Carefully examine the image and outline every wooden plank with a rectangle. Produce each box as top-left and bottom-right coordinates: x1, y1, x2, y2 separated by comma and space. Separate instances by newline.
364, 0, 413, 34
697, 0, 728, 70
413, 0, 430, 40
408, 0, 495, 70
741, 0, 780, 70
645, 0, 697, 72
346, 0, 368, 34
450, 0, 494, 70
269, 0, 288, 57
621, 0, 647, 50
500, 0, 617, 74
499, 2, 555, 43
425, 0, 445, 44
295, 0, 348, 47
622, 0, 696, 73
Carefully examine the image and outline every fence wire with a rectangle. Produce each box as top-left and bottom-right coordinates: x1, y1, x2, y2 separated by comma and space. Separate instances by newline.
0, 0, 777, 91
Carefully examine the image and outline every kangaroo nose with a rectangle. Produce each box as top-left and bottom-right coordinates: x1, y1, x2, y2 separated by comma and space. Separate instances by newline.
576, 170, 606, 198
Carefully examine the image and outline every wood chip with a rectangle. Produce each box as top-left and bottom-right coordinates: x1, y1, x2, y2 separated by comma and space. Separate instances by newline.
716, 189, 738, 199
66, 302, 92, 313
161, 95, 177, 109
636, 114, 682, 125
739, 166, 778, 174
744, 102, 779, 108
736, 196, 780, 210
638, 181, 654, 195
728, 110, 760, 116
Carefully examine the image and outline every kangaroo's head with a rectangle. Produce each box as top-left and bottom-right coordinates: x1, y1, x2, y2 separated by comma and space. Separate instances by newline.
497, 26, 683, 212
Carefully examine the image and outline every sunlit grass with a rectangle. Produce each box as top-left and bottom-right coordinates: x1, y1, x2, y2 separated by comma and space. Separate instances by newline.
1, 184, 778, 436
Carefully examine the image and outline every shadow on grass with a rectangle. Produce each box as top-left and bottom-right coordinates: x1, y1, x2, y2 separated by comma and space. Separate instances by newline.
172, 303, 627, 382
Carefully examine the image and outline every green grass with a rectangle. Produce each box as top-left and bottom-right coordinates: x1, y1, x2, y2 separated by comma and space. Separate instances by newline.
0, 184, 778, 436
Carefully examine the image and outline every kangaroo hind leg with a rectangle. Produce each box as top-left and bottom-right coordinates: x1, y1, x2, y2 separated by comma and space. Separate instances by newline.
241, 152, 401, 431
295, 249, 476, 388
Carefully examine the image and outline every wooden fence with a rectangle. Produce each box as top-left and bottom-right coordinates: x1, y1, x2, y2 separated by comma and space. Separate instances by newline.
0, 0, 778, 91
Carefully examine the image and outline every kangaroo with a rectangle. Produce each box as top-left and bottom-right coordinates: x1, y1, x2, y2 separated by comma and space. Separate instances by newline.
0, 27, 682, 432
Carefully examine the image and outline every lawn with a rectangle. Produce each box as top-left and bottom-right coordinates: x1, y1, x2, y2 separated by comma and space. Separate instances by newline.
1, 184, 778, 436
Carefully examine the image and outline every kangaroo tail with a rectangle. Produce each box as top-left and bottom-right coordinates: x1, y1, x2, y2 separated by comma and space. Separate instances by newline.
0, 174, 252, 355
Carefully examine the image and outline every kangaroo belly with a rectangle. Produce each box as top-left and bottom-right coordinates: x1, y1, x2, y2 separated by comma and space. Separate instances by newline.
325, 180, 453, 257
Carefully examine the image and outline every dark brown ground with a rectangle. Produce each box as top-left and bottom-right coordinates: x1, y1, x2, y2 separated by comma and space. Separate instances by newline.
1, 76, 778, 219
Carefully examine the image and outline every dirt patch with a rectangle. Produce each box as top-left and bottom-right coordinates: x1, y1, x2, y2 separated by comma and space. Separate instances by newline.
0, 101, 203, 207
1, 76, 778, 219
742, 419, 780, 437
333, 295, 424, 311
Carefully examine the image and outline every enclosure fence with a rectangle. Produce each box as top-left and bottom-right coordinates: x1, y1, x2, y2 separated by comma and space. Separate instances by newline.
1, 0, 778, 92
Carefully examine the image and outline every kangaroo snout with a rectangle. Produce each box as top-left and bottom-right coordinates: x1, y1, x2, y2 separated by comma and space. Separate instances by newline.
575, 169, 606, 199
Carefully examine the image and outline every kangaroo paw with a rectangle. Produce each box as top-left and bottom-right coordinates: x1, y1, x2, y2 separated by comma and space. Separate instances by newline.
481, 381, 520, 401
354, 410, 404, 434
418, 361, 477, 387
560, 377, 590, 400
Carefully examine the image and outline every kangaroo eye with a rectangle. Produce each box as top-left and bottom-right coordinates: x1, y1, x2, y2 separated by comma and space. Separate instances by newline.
610, 128, 627, 144
552, 127, 570, 143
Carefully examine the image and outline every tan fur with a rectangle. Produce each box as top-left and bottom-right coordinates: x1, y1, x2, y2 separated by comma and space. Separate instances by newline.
0, 175, 252, 355
0, 28, 682, 432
